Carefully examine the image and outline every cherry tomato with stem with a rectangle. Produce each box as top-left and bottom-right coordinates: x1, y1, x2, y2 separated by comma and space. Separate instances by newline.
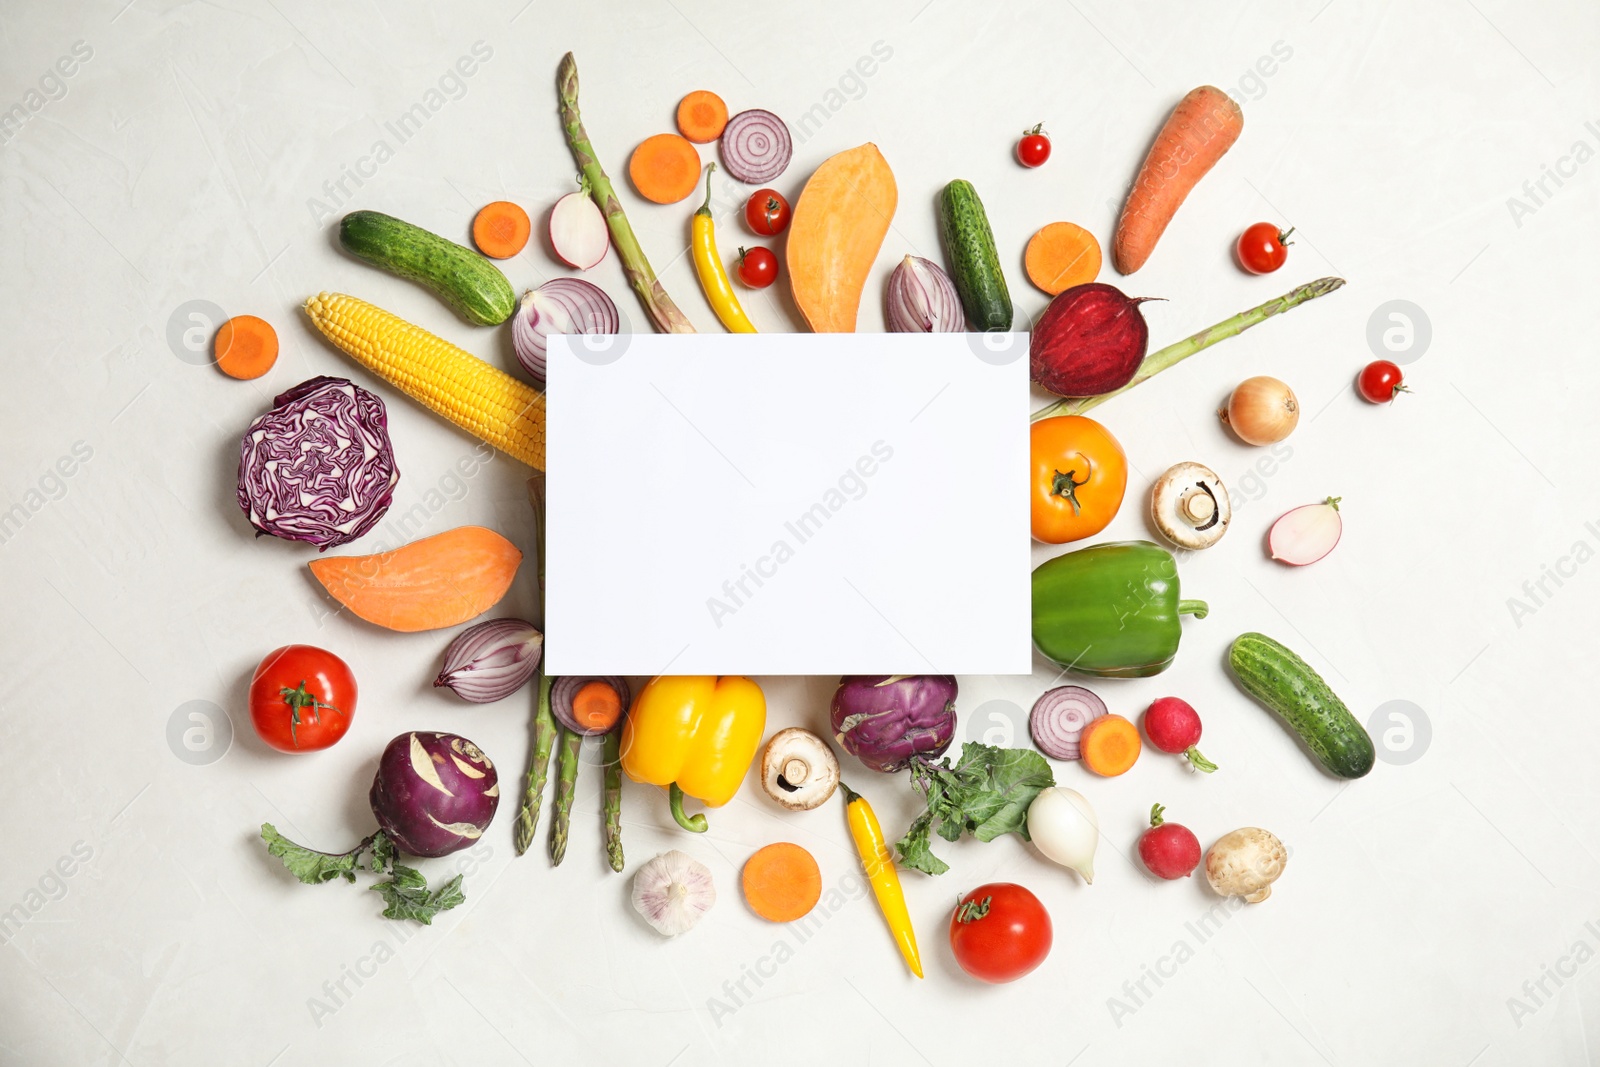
737, 246, 778, 289
948, 882, 1052, 983
744, 189, 791, 236
249, 644, 357, 752
1357, 360, 1409, 403
1017, 124, 1051, 168
1236, 222, 1294, 274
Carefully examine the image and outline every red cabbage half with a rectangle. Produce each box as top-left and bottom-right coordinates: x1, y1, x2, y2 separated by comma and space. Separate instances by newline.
237, 376, 399, 549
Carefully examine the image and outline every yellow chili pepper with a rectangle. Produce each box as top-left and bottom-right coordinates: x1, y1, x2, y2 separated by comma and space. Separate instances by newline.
840, 781, 922, 978
691, 164, 757, 334
620, 675, 766, 832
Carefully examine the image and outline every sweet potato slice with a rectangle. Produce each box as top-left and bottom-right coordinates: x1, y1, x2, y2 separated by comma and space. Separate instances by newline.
309, 526, 522, 632
785, 143, 897, 332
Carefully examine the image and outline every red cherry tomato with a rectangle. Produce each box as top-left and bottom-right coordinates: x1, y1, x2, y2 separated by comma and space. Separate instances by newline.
744, 189, 791, 236
1017, 124, 1051, 168
737, 246, 778, 289
1235, 222, 1294, 274
1357, 360, 1408, 403
948, 882, 1052, 983
248, 644, 357, 752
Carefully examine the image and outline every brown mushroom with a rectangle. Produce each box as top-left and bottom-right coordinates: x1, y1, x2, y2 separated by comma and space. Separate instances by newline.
759, 728, 840, 811
1151, 462, 1230, 550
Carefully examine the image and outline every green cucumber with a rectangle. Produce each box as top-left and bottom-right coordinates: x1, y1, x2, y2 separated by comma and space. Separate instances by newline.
338, 210, 516, 326
937, 180, 1012, 331
1228, 633, 1374, 779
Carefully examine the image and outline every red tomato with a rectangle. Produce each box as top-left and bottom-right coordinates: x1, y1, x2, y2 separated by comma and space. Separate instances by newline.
737, 246, 778, 289
1357, 359, 1408, 403
744, 189, 791, 236
249, 644, 357, 752
948, 882, 1052, 983
1235, 222, 1294, 274
1017, 125, 1051, 168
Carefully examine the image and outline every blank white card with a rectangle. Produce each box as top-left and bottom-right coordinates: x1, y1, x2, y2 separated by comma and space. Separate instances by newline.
545, 331, 1032, 676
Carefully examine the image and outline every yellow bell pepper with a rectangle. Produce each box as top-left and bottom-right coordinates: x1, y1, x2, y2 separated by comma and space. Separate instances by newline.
621, 675, 766, 832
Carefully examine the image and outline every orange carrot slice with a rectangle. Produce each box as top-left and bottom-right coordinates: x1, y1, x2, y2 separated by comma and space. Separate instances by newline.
571, 680, 624, 733
628, 133, 702, 204
742, 842, 822, 922
215, 315, 279, 380
676, 90, 729, 144
1025, 222, 1102, 295
1114, 86, 1243, 275
308, 526, 521, 633
472, 201, 531, 259
1079, 714, 1142, 776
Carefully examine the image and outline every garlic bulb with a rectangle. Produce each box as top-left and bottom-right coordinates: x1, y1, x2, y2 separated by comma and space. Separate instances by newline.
632, 850, 716, 936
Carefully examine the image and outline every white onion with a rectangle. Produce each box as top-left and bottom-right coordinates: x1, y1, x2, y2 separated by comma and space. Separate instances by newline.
1026, 786, 1099, 884
886, 255, 966, 333
511, 278, 620, 382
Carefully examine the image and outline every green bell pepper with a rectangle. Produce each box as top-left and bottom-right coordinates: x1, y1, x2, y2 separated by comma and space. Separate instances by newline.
1032, 540, 1207, 678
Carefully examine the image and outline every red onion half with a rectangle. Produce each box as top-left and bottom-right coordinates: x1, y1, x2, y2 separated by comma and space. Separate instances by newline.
434, 618, 543, 703
551, 676, 631, 736
511, 278, 621, 382
719, 109, 793, 184
236, 376, 399, 549
1030, 685, 1108, 761
886, 255, 966, 333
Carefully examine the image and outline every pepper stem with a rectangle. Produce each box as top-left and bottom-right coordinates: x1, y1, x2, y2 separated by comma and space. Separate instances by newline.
669, 782, 708, 833
696, 163, 717, 217
1178, 599, 1209, 619
1186, 746, 1218, 773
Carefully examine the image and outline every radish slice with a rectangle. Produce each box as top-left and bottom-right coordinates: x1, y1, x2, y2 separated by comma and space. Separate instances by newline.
510, 278, 620, 382
1269, 496, 1343, 566
549, 192, 609, 270
719, 109, 792, 184
1030, 685, 1108, 761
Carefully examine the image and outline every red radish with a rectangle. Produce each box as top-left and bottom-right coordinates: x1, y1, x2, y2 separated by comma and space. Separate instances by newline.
1269, 496, 1342, 566
1141, 697, 1216, 772
1029, 283, 1153, 397
549, 191, 609, 270
1137, 804, 1202, 880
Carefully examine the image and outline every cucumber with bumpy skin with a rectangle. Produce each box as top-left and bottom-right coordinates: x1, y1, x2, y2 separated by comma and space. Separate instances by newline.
938, 180, 1012, 331
339, 211, 516, 326
1228, 632, 1374, 779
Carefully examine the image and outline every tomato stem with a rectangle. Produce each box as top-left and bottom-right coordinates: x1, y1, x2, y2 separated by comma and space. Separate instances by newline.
955, 895, 992, 923
279, 680, 339, 747
1049, 468, 1089, 515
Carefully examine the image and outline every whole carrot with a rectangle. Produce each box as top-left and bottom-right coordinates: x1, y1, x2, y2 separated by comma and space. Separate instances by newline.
1114, 86, 1243, 275
841, 782, 922, 979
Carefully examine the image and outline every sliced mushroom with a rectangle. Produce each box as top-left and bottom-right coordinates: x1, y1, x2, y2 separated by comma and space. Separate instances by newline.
759, 728, 840, 811
1151, 462, 1231, 550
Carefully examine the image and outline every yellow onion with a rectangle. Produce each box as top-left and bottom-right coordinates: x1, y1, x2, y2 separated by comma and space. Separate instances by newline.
1222, 375, 1298, 445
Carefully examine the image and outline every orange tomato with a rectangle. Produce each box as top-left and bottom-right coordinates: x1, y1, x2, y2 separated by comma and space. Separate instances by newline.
1030, 416, 1127, 543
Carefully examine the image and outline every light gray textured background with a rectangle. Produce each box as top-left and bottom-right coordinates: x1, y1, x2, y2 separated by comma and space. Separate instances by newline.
1, 0, 1595, 1064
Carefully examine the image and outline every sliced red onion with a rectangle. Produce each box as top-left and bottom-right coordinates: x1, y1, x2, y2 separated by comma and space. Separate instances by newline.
886, 255, 967, 333
434, 618, 543, 703
1030, 685, 1108, 761
718, 109, 792, 184
510, 278, 621, 383
237, 376, 399, 550
551, 676, 631, 736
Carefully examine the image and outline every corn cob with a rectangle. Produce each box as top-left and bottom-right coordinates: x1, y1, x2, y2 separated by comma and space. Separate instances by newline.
304, 292, 546, 470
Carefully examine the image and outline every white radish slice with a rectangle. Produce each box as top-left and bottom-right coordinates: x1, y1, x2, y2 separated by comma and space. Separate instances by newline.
549, 192, 609, 270
1269, 496, 1343, 566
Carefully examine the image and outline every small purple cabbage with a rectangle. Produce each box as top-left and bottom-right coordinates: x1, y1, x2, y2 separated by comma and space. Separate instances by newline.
370, 732, 499, 858
237, 375, 399, 549
829, 675, 959, 773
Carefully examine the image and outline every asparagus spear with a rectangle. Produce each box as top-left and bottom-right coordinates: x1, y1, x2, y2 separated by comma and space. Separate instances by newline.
549, 727, 582, 866
513, 672, 558, 856
557, 52, 695, 335
1032, 276, 1345, 420
602, 728, 624, 872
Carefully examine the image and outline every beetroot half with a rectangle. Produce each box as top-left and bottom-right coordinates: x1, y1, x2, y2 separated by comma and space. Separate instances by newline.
1030, 283, 1153, 397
